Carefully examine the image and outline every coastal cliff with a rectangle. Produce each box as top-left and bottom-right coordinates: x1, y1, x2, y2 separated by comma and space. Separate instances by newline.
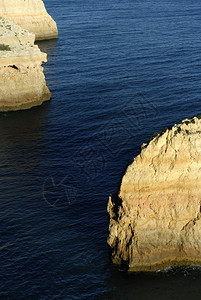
0, 0, 58, 40
108, 116, 201, 271
0, 17, 51, 111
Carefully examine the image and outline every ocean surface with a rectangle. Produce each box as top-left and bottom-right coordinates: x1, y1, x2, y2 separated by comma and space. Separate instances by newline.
1, 0, 201, 298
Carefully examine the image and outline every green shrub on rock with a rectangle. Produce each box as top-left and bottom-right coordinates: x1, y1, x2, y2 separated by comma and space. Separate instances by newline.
0, 44, 11, 51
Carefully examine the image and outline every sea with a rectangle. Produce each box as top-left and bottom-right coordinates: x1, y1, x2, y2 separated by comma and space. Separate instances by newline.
1, 0, 201, 298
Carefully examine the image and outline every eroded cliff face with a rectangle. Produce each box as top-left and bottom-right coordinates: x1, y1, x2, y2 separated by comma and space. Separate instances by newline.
0, 0, 58, 40
0, 17, 51, 111
108, 116, 201, 271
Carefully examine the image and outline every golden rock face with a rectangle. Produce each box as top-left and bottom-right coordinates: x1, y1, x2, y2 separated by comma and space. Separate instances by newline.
0, 17, 51, 111
0, 0, 58, 40
108, 117, 201, 271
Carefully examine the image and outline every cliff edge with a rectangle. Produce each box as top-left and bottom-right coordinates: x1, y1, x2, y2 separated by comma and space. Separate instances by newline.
108, 116, 201, 271
0, 17, 51, 111
0, 0, 58, 40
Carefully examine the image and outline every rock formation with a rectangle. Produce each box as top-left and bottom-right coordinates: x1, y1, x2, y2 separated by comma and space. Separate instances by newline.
0, 17, 51, 111
0, 0, 58, 40
108, 116, 201, 271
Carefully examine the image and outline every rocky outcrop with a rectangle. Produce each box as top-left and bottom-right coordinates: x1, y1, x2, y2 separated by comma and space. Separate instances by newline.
0, 17, 51, 111
0, 0, 58, 40
108, 116, 201, 271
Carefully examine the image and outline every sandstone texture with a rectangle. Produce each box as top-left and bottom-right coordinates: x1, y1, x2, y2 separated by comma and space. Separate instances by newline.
0, 0, 58, 40
108, 116, 201, 271
0, 17, 51, 111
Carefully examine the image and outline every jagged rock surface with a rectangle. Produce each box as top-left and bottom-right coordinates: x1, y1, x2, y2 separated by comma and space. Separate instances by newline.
0, 17, 51, 111
0, 0, 58, 40
108, 116, 201, 271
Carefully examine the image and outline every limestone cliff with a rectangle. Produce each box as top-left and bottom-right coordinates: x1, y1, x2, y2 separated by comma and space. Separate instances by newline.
0, 17, 51, 111
108, 116, 201, 271
0, 0, 58, 40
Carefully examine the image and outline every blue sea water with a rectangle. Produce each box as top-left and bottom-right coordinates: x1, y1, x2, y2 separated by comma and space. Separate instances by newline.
1, 0, 201, 298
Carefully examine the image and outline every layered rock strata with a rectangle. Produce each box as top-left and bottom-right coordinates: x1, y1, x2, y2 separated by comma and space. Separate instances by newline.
0, 0, 58, 40
0, 17, 51, 111
108, 116, 201, 271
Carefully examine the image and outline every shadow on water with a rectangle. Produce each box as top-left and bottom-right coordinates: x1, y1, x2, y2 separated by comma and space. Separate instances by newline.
105, 265, 201, 300
0, 102, 51, 173
35, 39, 59, 89
36, 39, 59, 59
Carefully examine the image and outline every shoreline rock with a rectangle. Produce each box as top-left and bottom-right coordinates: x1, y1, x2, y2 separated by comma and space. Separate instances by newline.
108, 116, 201, 272
0, 0, 58, 40
0, 17, 51, 112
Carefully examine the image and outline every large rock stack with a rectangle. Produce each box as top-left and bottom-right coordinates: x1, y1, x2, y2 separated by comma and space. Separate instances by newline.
108, 116, 201, 271
0, 17, 51, 111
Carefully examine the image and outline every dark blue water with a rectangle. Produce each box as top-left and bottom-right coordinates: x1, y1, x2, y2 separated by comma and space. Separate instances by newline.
1, 0, 201, 298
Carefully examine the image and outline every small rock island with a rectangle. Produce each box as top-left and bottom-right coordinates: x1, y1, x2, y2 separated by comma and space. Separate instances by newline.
0, 17, 51, 111
108, 116, 201, 271
0, 0, 58, 40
